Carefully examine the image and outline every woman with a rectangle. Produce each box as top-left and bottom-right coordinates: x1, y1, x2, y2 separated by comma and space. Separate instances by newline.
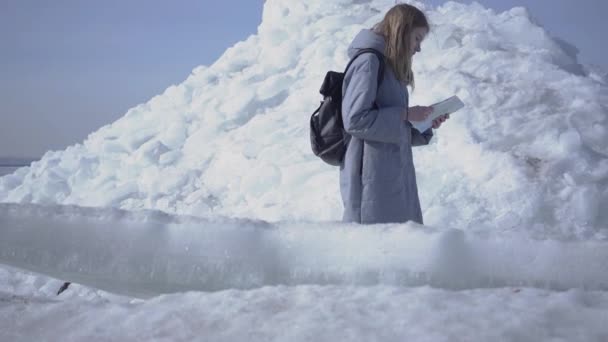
340, 4, 448, 224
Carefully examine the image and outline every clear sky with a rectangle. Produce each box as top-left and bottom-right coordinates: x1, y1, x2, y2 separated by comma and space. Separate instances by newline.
0, 0, 265, 158
1, 0, 606, 159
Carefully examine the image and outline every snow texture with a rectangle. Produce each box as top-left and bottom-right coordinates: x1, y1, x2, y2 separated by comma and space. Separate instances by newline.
2, 283, 608, 342
1, 0, 608, 340
0, 0, 606, 237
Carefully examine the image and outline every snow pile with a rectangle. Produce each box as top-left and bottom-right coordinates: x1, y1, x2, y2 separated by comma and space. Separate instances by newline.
1, 0, 607, 237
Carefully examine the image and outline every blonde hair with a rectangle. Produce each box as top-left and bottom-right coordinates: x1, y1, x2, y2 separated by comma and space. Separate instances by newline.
374, 4, 429, 89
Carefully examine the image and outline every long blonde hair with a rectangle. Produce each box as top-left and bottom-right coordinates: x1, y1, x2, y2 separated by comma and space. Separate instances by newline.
374, 4, 429, 89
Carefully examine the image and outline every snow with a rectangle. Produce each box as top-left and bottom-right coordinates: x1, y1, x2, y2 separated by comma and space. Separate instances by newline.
1, 0, 608, 339
2, 283, 608, 341
2, 203, 608, 298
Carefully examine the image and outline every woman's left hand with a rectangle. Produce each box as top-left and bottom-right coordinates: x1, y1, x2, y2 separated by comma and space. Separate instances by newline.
432, 114, 450, 129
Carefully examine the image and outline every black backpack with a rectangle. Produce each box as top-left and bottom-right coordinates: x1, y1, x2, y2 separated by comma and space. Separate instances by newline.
309, 48, 385, 166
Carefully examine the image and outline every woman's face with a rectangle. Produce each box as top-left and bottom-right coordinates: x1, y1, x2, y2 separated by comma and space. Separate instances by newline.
410, 27, 428, 56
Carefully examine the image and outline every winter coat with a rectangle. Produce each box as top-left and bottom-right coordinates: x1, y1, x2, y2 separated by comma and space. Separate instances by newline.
340, 29, 433, 224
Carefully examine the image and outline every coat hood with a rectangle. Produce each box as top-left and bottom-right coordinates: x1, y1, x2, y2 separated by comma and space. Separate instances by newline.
347, 29, 386, 58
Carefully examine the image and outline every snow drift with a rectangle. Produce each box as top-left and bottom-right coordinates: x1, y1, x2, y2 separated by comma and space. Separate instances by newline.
1, 0, 607, 238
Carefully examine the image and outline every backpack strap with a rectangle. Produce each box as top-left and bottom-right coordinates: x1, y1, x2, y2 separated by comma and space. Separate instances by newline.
343, 48, 385, 88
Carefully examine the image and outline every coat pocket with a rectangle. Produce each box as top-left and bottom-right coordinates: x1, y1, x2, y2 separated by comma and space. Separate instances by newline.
361, 141, 401, 183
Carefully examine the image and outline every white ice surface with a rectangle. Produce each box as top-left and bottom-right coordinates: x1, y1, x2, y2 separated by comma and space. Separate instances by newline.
1, 203, 608, 341
1, 203, 608, 298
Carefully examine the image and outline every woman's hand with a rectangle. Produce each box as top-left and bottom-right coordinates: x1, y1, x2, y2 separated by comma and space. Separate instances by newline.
405, 106, 432, 122
432, 114, 450, 129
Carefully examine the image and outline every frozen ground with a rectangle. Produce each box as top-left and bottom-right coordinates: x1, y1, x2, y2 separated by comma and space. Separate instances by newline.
1, 204, 608, 341
1, 204, 607, 341
2, 278, 607, 341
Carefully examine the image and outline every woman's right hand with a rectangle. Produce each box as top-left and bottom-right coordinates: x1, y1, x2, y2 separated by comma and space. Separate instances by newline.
405, 106, 433, 122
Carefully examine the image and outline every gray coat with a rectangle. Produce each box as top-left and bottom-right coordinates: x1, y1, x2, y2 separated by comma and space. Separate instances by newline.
340, 29, 433, 224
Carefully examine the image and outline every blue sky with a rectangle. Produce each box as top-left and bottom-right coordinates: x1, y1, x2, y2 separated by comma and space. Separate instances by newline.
0, 0, 606, 158
0, 0, 265, 158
